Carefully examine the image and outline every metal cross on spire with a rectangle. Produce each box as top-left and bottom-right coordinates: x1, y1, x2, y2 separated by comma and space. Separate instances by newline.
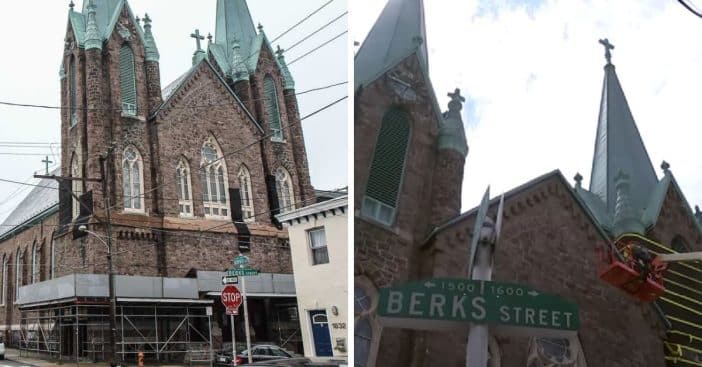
598, 38, 615, 64
191, 29, 205, 51
42, 156, 53, 175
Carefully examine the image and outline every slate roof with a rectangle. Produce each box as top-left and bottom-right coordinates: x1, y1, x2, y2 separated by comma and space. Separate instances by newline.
0, 168, 60, 239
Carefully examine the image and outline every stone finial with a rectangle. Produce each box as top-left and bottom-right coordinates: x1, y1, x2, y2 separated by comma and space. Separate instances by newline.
696, 205, 701, 215
276, 46, 295, 90
412, 36, 424, 46
143, 13, 160, 62
207, 33, 213, 45
447, 88, 465, 114
661, 161, 671, 175
598, 38, 614, 65
69, 0, 75, 11
574, 173, 583, 188
135, 16, 141, 27
258, 23, 264, 32
84, 0, 102, 50
696, 205, 702, 223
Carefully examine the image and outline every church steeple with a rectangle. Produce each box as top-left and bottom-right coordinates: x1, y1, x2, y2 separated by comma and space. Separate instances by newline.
589, 39, 657, 215
215, 0, 257, 65
354, 0, 428, 89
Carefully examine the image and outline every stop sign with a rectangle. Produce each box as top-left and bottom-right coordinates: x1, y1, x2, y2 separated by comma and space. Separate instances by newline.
221, 285, 243, 309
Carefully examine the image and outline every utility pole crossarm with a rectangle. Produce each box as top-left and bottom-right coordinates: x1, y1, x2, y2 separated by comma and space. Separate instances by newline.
657, 252, 702, 263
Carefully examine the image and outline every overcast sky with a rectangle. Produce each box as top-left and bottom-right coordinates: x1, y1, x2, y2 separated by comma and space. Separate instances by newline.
353, 0, 702, 212
0, 0, 348, 224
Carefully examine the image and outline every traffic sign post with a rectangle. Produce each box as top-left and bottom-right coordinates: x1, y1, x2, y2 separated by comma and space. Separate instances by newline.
222, 275, 239, 285
234, 255, 250, 267
221, 285, 243, 366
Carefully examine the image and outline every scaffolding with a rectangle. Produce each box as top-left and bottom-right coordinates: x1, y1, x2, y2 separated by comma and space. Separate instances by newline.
18, 301, 213, 365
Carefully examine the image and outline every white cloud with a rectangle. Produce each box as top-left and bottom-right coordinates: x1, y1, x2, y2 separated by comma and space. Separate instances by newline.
353, 0, 702, 212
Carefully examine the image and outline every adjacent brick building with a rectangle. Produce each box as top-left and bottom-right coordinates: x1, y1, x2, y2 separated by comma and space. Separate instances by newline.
0, 0, 317, 363
354, 1, 702, 366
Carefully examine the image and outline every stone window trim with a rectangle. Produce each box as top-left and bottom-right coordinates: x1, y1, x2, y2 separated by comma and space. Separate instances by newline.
69, 56, 78, 128
354, 276, 382, 367
275, 167, 296, 214
50, 237, 55, 280
119, 44, 138, 118
14, 249, 23, 303
360, 107, 412, 228
200, 137, 230, 220
31, 242, 40, 284
263, 74, 286, 143
307, 227, 329, 266
122, 145, 146, 213
237, 165, 255, 223
176, 158, 194, 218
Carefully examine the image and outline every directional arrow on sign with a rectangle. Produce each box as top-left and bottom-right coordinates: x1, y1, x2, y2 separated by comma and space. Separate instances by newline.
528, 290, 539, 297
424, 281, 436, 288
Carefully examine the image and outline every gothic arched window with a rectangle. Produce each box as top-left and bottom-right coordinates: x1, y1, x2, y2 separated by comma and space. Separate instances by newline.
15, 249, 22, 301
176, 158, 193, 216
120, 45, 137, 116
71, 154, 82, 219
122, 146, 144, 212
275, 167, 295, 214
201, 138, 229, 218
355, 277, 381, 367
263, 75, 284, 141
1, 255, 6, 306
238, 166, 254, 222
361, 108, 410, 226
69, 56, 77, 126
50, 238, 55, 279
31, 243, 38, 284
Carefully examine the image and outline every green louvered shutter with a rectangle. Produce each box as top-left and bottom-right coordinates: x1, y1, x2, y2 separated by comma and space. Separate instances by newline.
120, 45, 137, 116
263, 75, 283, 140
363, 108, 410, 225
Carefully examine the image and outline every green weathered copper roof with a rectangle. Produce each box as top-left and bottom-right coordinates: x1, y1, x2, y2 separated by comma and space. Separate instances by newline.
589, 62, 658, 216
143, 14, 160, 62
84, 0, 102, 50
354, 0, 428, 89
67, 0, 147, 49
215, 0, 258, 72
276, 47, 295, 90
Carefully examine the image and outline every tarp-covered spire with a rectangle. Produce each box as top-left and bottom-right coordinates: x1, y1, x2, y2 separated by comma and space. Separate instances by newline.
354, 0, 428, 89
589, 45, 657, 215
215, 0, 257, 66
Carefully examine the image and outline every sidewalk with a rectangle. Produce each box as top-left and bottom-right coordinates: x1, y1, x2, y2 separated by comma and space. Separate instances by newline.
4, 349, 185, 367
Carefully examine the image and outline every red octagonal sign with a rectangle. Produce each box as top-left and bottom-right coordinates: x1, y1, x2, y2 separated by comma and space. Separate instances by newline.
221, 285, 243, 310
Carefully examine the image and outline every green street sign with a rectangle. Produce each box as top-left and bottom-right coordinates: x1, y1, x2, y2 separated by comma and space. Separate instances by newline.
234, 255, 250, 267
227, 268, 259, 276
378, 278, 579, 336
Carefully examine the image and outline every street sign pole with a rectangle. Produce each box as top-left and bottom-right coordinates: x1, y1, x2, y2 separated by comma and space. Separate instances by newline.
243, 276, 253, 363
231, 314, 237, 366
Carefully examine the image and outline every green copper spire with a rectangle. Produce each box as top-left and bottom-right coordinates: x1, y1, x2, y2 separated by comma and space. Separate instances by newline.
355, 0, 428, 89
84, 0, 102, 50
82, 0, 121, 39
143, 13, 160, 62
612, 171, 645, 236
438, 88, 468, 157
228, 38, 250, 82
276, 46, 295, 90
215, 0, 257, 67
589, 39, 657, 215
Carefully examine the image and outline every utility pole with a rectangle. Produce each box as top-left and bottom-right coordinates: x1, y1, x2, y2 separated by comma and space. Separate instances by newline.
99, 150, 119, 366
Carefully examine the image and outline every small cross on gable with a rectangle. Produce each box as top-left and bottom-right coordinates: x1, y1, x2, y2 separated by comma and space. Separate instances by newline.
191, 29, 205, 51
42, 156, 53, 175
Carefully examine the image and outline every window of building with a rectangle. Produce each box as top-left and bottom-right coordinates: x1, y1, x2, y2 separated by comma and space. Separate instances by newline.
527, 337, 587, 367
672, 235, 689, 253
308, 228, 329, 265
69, 57, 77, 126
176, 159, 193, 217
50, 239, 55, 279
122, 146, 144, 212
361, 108, 410, 226
201, 138, 229, 218
71, 154, 82, 220
15, 249, 23, 302
1, 256, 6, 306
355, 278, 381, 367
263, 75, 284, 141
275, 167, 295, 214
238, 166, 254, 222
119, 45, 137, 116
31, 243, 39, 284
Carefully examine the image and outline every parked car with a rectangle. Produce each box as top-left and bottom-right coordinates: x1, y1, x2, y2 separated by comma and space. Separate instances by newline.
238, 358, 347, 367
0, 341, 5, 359
215, 344, 296, 366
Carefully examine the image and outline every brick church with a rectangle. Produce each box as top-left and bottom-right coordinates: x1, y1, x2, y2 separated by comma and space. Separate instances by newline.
0, 0, 317, 363
355, 0, 702, 366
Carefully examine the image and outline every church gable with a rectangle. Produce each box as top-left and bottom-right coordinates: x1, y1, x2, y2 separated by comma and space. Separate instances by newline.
423, 172, 666, 365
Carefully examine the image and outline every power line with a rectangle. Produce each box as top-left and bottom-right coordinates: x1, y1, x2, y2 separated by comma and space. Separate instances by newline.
284, 11, 347, 53
678, 0, 702, 18
288, 30, 347, 66
270, 0, 336, 43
